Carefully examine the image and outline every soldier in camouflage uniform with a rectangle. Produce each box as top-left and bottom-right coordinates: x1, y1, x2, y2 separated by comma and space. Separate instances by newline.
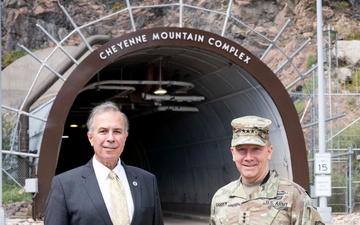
210, 116, 324, 225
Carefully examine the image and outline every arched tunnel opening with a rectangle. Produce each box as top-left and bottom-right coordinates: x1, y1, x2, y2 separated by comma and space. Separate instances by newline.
35, 27, 308, 217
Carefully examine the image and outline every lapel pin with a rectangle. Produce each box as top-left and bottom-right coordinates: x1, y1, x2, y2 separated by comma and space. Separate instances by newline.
132, 181, 138, 186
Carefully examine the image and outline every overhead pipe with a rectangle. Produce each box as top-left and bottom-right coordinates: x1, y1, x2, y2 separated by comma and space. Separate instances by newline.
142, 93, 205, 102
131, 106, 200, 118
125, 63, 154, 103
80, 80, 196, 94
156, 106, 199, 112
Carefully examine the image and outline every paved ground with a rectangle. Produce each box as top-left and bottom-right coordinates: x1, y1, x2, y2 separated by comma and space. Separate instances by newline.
5, 215, 209, 225
6, 213, 356, 225
164, 216, 208, 225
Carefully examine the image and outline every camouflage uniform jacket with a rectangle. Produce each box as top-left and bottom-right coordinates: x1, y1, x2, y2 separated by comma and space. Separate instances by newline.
210, 170, 324, 225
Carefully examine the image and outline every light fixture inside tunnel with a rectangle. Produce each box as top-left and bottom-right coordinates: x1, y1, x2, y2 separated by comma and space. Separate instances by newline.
154, 56, 167, 95
154, 87, 167, 95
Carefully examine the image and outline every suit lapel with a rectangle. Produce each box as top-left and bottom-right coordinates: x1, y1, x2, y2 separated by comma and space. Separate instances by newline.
81, 160, 113, 225
123, 163, 142, 225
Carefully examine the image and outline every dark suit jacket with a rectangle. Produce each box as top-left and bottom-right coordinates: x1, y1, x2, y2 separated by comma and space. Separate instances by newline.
44, 158, 164, 225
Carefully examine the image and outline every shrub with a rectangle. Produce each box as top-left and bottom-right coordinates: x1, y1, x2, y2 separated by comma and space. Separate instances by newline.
294, 101, 304, 114
340, 123, 360, 148
306, 55, 317, 69
2, 50, 27, 68
331, 1, 350, 9
346, 33, 360, 40
2, 117, 13, 150
111, 2, 126, 12
344, 69, 360, 92
2, 177, 32, 204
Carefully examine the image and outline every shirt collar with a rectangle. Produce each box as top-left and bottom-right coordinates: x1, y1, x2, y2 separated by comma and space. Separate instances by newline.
92, 156, 123, 181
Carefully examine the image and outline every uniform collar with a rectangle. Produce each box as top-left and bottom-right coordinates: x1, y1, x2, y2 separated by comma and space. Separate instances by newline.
231, 170, 279, 199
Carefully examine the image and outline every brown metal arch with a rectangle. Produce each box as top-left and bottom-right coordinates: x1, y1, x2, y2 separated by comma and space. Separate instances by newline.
35, 27, 308, 217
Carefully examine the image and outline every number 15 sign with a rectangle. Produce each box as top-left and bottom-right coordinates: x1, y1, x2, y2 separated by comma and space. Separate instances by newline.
314, 153, 331, 175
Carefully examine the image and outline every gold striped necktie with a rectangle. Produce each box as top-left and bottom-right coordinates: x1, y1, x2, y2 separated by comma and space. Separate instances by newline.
108, 171, 130, 225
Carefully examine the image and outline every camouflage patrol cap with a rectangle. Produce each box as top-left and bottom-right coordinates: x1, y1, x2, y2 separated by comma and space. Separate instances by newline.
231, 116, 272, 147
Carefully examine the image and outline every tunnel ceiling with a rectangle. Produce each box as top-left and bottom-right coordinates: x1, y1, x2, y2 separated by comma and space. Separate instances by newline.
67, 46, 255, 124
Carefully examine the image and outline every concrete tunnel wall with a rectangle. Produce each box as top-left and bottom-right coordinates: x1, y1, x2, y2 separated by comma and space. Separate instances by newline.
128, 95, 293, 214
35, 27, 308, 217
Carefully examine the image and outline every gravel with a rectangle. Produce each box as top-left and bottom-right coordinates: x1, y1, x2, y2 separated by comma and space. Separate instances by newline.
329, 213, 360, 225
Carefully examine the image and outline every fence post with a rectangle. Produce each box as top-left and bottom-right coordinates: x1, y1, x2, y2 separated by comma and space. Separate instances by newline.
349, 146, 353, 213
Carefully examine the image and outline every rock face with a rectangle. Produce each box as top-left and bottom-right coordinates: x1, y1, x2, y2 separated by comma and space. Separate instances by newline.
1, 0, 359, 62
336, 40, 360, 66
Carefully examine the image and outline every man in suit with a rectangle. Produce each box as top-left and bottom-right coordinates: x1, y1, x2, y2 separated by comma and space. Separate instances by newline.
44, 101, 164, 225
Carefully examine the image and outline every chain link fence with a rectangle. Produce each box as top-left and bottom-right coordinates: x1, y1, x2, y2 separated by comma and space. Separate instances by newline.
2, 116, 33, 209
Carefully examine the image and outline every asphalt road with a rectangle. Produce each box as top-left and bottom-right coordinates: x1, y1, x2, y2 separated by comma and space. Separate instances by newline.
164, 216, 208, 225
6, 215, 209, 225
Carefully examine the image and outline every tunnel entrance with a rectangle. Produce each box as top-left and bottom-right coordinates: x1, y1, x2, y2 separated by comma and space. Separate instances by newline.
35, 27, 307, 217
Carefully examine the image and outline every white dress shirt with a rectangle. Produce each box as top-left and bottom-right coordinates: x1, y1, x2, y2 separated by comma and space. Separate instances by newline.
92, 157, 134, 222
